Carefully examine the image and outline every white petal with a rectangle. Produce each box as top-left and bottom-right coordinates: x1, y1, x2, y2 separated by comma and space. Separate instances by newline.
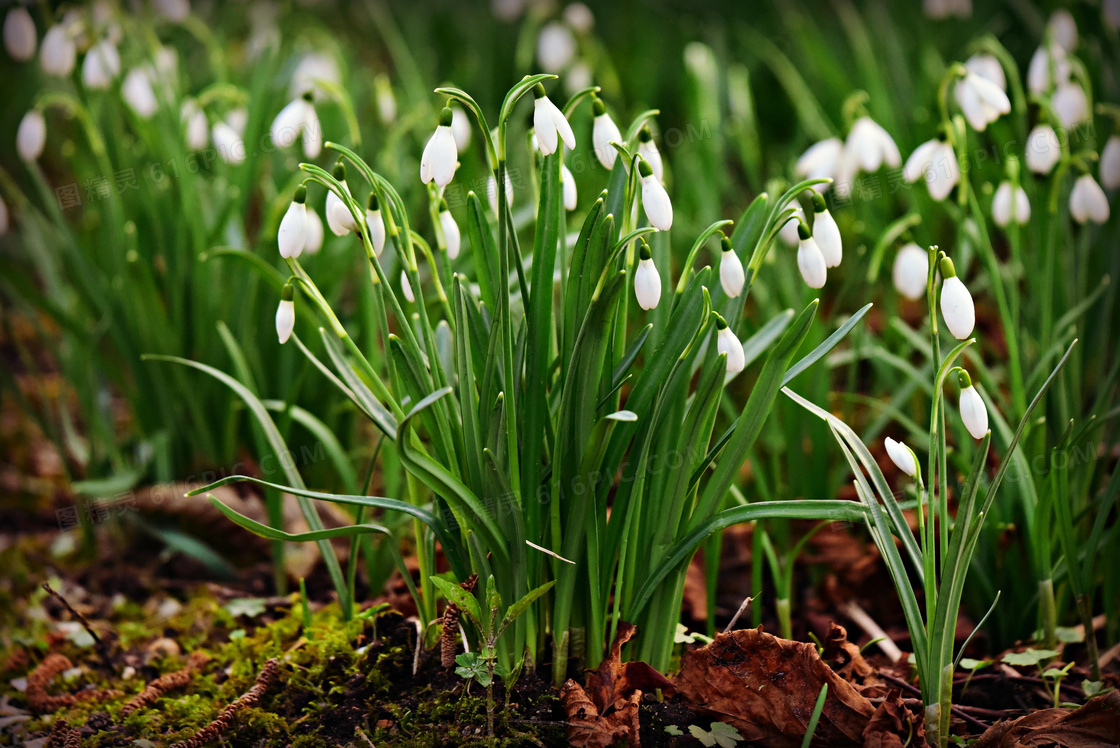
211, 121, 245, 164
1014, 186, 1031, 225
182, 101, 209, 150
276, 299, 295, 344
813, 209, 843, 268
4, 8, 36, 61
1048, 9, 1077, 52
451, 107, 472, 151
720, 249, 745, 297
303, 206, 324, 254
290, 52, 340, 99
638, 140, 663, 183
326, 186, 358, 235
717, 327, 746, 374
550, 103, 576, 151
797, 237, 827, 289
1027, 45, 1069, 94
533, 98, 559, 155
892, 243, 928, 301
970, 73, 1010, 116
302, 105, 321, 159
940, 275, 975, 339
927, 143, 961, 201
400, 270, 415, 303
1070, 174, 1110, 224
122, 68, 159, 118
40, 25, 77, 76
796, 138, 844, 181
441, 210, 461, 259
965, 54, 1005, 91
1052, 82, 1088, 129
562, 163, 577, 211
366, 209, 386, 255
779, 205, 804, 246
959, 385, 989, 440
884, 437, 918, 477
421, 126, 457, 187
640, 174, 673, 230
593, 113, 621, 169
1026, 125, 1062, 174
904, 139, 941, 183
634, 257, 661, 310
992, 182, 1013, 228
271, 98, 307, 150
278, 202, 307, 258
81, 39, 120, 89
1100, 136, 1120, 190
17, 110, 46, 162
226, 107, 248, 135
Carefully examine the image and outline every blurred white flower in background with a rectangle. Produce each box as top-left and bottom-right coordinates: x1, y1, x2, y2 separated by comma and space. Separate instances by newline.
181, 100, 209, 151
270, 93, 322, 159
303, 206, 324, 255
1101, 136, 1120, 190
838, 115, 901, 187
1027, 44, 1069, 95
563, 3, 594, 33
3, 7, 36, 61
1047, 9, 1078, 51
450, 107, 472, 152
537, 21, 575, 72
1069, 174, 1109, 225
892, 243, 929, 301
375, 74, 397, 124
17, 110, 46, 162
1025, 125, 1061, 175
923, 0, 971, 20
561, 163, 577, 211
795, 137, 844, 187
963, 54, 1005, 91
212, 119, 246, 165
779, 204, 805, 247
0, 195, 9, 235
152, 0, 190, 23
290, 52, 341, 100
40, 21, 78, 76
992, 182, 1030, 227
439, 202, 461, 259
955, 71, 1011, 131
904, 138, 960, 202
1052, 81, 1089, 129
82, 38, 121, 90
487, 172, 514, 215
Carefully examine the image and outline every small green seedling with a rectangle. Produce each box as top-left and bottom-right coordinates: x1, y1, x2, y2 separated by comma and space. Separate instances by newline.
688, 721, 742, 747
664, 725, 684, 736
454, 651, 493, 689
957, 658, 994, 696
1042, 662, 1075, 708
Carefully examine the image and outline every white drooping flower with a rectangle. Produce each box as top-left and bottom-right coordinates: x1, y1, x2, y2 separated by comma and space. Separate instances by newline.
1069, 174, 1110, 224
270, 93, 321, 159
3, 7, 35, 61
561, 162, 577, 211
964, 53, 1006, 91
40, 23, 77, 76
1025, 125, 1062, 175
365, 193, 386, 257
719, 235, 745, 298
795, 137, 844, 186
638, 158, 672, 231
225, 107, 248, 135
439, 200, 461, 259
451, 106, 472, 151
303, 205, 324, 255
375, 74, 397, 123
152, 0, 190, 23
716, 317, 746, 374
779, 204, 805, 246
1047, 9, 1078, 52
796, 224, 828, 290
1027, 44, 1070, 95
564, 60, 592, 96
839, 116, 901, 188
636, 126, 663, 183
564, 2, 594, 31
903, 138, 960, 202
939, 257, 975, 340
532, 85, 576, 156
17, 110, 46, 162
181, 99, 209, 151
892, 242, 929, 301
536, 21, 575, 72
487, 172, 514, 215
957, 371, 989, 440
1101, 136, 1120, 190
634, 241, 661, 310
955, 71, 1011, 132
212, 119, 245, 164
326, 163, 360, 236
809, 192, 842, 268
421, 107, 458, 187
122, 67, 159, 118
278, 186, 308, 259
400, 270, 415, 303
992, 181, 1030, 227
289, 51, 341, 100
276, 297, 295, 344
1052, 82, 1089, 129
81, 38, 120, 89
884, 437, 918, 477
591, 96, 621, 169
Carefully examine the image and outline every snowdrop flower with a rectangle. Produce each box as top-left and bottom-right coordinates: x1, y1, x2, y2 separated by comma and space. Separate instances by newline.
892, 243, 929, 301
438, 199, 461, 259
326, 163, 360, 236
561, 163, 577, 211
795, 137, 843, 186
903, 137, 959, 202
276, 284, 296, 344
365, 193, 386, 257
719, 235, 745, 298
40, 23, 77, 76
290, 52, 340, 100
152, 0, 190, 23
536, 21, 575, 72
487, 173, 514, 215
375, 74, 397, 124
532, 84, 575, 156
0, 194, 8, 235
421, 107, 458, 187
303, 206, 324, 255
796, 223, 827, 289
226, 107, 248, 136
17, 110, 46, 162
212, 119, 245, 165
938, 257, 975, 340
1101, 136, 1120, 190
809, 192, 842, 268
636, 126, 663, 183
82, 39, 120, 89
181, 100, 209, 151
992, 181, 1030, 227
964, 54, 1005, 91
1027, 44, 1069, 95
1026, 125, 1062, 175
1069, 174, 1110, 224
3, 7, 35, 61
779, 204, 805, 246
122, 67, 159, 118
1052, 82, 1089, 129
844, 116, 901, 176
715, 316, 746, 374
634, 241, 661, 310
278, 185, 308, 259
1047, 9, 1077, 52
591, 96, 621, 169
638, 158, 673, 231
955, 71, 1011, 132
957, 371, 988, 440
563, 3, 594, 33
884, 437, 918, 477
451, 107, 472, 151
270, 93, 321, 159
400, 270, 415, 303
923, 0, 971, 20
564, 60, 592, 96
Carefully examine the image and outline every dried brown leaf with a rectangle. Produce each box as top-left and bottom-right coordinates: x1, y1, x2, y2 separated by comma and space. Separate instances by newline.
975, 691, 1120, 747
561, 679, 641, 748
862, 690, 924, 748
821, 622, 877, 684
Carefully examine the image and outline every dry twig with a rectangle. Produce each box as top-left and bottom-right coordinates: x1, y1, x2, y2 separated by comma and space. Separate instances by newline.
168, 658, 280, 748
